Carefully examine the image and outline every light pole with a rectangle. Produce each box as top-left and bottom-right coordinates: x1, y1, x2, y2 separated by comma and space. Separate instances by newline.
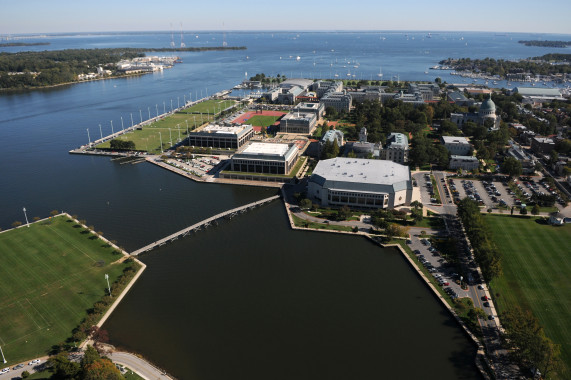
23, 207, 30, 228
183, 95, 186, 105
163, 101, 166, 114
170, 99, 173, 112
139, 109, 143, 124
169, 128, 172, 146
99, 124, 103, 140
0, 345, 6, 363
111, 120, 115, 135
148, 107, 151, 120
105, 274, 111, 297
130, 113, 134, 127
87, 128, 91, 146
177, 97, 180, 109
159, 132, 163, 153
193, 116, 196, 129
120, 116, 124, 132
156, 104, 159, 117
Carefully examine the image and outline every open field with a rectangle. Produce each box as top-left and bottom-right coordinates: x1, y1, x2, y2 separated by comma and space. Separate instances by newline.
179, 99, 236, 114
96, 112, 214, 154
486, 215, 571, 377
0, 216, 130, 364
243, 115, 281, 127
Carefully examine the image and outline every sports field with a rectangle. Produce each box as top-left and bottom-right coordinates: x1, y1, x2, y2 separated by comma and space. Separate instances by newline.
486, 215, 571, 376
96, 112, 213, 154
244, 115, 281, 127
0, 216, 130, 364
178, 99, 236, 114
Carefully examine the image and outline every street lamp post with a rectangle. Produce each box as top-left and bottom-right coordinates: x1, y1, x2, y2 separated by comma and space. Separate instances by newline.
139, 109, 143, 124
120, 117, 124, 132
156, 104, 159, 117
130, 113, 134, 127
99, 124, 103, 140
170, 99, 173, 112
169, 128, 172, 146
105, 274, 111, 297
23, 207, 30, 228
0, 345, 6, 363
159, 132, 163, 153
87, 128, 91, 146
111, 120, 115, 135
177, 97, 180, 109
163, 101, 166, 114
148, 107, 151, 120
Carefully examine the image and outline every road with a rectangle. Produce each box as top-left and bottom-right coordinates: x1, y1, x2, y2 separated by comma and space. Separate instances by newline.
108, 352, 173, 380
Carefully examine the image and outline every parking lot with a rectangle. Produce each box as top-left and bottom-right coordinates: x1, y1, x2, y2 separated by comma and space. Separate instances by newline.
407, 233, 469, 300
448, 178, 515, 210
412, 172, 439, 205
165, 155, 222, 177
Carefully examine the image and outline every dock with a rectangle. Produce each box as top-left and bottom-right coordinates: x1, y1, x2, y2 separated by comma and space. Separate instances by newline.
130, 194, 280, 256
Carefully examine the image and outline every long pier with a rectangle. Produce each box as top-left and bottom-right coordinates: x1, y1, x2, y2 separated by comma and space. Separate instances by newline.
130, 195, 280, 256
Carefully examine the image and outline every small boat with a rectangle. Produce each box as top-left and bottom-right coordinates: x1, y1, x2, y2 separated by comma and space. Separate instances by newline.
296, 56, 301, 61
377, 66, 383, 78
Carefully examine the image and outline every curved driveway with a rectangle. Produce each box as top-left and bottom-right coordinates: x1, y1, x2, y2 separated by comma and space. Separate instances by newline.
109, 351, 173, 380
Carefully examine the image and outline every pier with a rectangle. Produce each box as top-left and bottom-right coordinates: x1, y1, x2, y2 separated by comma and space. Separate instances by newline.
130, 194, 280, 255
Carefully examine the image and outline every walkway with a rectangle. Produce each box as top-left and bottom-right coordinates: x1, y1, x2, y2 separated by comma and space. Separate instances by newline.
109, 351, 173, 380
130, 195, 280, 255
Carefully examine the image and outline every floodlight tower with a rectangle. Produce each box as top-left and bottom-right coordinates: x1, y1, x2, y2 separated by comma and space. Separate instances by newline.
0, 345, 6, 363
159, 132, 163, 153
23, 207, 30, 227
105, 274, 111, 297
180, 23, 185, 48
99, 124, 103, 140
87, 128, 91, 146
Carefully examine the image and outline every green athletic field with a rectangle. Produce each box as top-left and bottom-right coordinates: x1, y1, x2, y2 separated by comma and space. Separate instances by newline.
486, 214, 571, 377
178, 99, 236, 114
0, 216, 130, 364
245, 115, 281, 127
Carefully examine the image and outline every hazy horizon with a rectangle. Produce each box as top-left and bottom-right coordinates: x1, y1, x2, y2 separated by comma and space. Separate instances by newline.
2, 0, 571, 35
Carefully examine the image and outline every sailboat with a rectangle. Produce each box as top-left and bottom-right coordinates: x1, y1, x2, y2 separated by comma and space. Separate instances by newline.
377, 66, 383, 78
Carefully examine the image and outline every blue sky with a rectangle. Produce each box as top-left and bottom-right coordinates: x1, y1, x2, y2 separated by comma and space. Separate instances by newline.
2, 0, 570, 34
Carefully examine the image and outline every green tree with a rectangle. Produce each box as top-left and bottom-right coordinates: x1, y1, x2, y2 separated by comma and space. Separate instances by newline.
531, 204, 540, 215
12, 221, 22, 228
299, 198, 312, 210
501, 157, 522, 178
338, 205, 351, 221
50, 351, 81, 379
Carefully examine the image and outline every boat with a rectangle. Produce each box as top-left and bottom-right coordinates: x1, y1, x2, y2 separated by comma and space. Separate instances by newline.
296, 56, 301, 61
377, 66, 383, 78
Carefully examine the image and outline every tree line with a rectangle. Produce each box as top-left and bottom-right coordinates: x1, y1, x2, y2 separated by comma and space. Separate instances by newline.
518, 40, 571, 48
456, 198, 502, 281
439, 54, 571, 78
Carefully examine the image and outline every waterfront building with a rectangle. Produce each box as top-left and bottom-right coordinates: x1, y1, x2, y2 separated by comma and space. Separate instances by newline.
449, 155, 479, 171
349, 88, 384, 103
280, 112, 318, 134
277, 86, 304, 104
450, 94, 500, 130
312, 80, 343, 98
230, 142, 299, 175
381, 132, 409, 164
441, 136, 472, 156
320, 91, 352, 113
293, 102, 325, 119
188, 124, 254, 149
308, 158, 413, 209
513, 87, 564, 101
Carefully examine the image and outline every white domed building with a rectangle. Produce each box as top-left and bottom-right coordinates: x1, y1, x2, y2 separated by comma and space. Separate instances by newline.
451, 94, 500, 130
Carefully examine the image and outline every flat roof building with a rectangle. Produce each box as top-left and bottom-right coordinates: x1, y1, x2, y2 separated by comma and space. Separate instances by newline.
280, 112, 318, 134
450, 155, 479, 171
293, 102, 325, 119
188, 123, 254, 149
441, 136, 471, 156
308, 158, 413, 209
514, 87, 563, 101
231, 142, 299, 175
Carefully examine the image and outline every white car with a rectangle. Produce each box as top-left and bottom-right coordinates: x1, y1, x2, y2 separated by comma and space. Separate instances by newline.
1, 368, 10, 373
28, 359, 41, 365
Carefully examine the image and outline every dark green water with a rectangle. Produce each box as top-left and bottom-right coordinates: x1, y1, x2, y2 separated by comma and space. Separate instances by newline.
104, 201, 479, 380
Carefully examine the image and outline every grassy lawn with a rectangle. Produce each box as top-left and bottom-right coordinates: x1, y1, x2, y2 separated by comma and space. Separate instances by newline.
244, 115, 281, 127
0, 216, 131, 365
485, 214, 571, 377
291, 214, 353, 232
96, 112, 213, 154
179, 99, 236, 114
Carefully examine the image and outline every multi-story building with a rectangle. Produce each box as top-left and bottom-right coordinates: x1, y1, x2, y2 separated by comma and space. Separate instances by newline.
293, 102, 325, 119
308, 158, 413, 209
280, 112, 318, 134
188, 124, 254, 149
449, 155, 479, 171
230, 142, 299, 175
441, 136, 472, 156
381, 132, 409, 164
320, 91, 352, 113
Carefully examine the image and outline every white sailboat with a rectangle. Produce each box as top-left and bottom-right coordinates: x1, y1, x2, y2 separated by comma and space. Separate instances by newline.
377, 66, 383, 78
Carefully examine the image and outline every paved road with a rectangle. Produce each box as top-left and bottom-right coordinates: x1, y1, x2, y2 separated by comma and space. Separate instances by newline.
109, 352, 172, 380
0, 358, 47, 379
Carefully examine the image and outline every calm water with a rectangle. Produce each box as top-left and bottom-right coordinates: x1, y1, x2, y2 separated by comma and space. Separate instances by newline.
104, 202, 479, 380
3, 30, 565, 378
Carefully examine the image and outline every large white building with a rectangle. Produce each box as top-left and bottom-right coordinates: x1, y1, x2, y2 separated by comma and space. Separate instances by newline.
230, 142, 299, 175
308, 158, 413, 209
441, 136, 472, 156
188, 124, 254, 149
